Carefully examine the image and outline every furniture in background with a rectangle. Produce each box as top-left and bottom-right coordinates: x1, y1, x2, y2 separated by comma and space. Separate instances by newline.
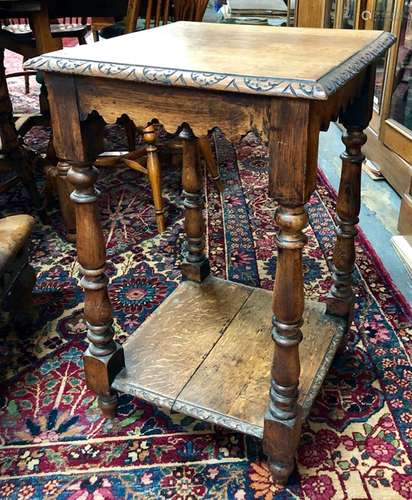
96, 0, 210, 39
0, 0, 129, 237
0, 42, 41, 207
95, 0, 222, 234
91, 17, 115, 41
173, 0, 209, 22
219, 0, 295, 25
0, 213, 36, 328
1, 16, 88, 93
28, 22, 394, 484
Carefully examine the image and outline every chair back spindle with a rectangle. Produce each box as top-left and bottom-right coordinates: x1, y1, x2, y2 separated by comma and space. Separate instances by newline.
125, 0, 172, 34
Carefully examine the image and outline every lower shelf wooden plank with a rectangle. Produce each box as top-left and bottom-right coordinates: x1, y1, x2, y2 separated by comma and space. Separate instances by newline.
113, 277, 252, 407
113, 276, 347, 438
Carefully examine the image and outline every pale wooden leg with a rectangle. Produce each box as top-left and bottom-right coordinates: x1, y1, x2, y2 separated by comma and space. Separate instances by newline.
197, 135, 224, 192
67, 160, 124, 418
180, 125, 210, 282
144, 125, 166, 234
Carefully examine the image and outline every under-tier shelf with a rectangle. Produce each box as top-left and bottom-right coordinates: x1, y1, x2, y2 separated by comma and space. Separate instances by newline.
112, 277, 346, 438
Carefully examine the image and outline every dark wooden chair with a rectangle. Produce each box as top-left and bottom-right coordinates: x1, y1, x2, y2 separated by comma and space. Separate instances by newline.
0, 45, 41, 207
0, 214, 36, 328
1, 16, 88, 93
0, 9, 89, 208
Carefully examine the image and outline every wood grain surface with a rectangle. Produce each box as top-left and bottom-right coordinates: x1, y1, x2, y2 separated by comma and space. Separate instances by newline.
25, 22, 394, 99
113, 277, 346, 437
114, 278, 252, 405
75, 77, 270, 141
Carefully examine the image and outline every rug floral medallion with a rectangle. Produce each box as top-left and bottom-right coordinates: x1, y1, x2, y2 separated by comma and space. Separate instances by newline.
1, 69, 412, 499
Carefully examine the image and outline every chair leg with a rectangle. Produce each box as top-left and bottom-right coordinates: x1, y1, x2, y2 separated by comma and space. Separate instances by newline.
118, 115, 137, 151
78, 34, 87, 45
24, 71, 30, 94
56, 162, 77, 242
197, 135, 224, 192
125, 118, 137, 151
0, 49, 41, 208
9, 261, 37, 329
144, 125, 166, 233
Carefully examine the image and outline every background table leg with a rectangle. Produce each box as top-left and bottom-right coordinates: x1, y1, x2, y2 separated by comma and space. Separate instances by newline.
180, 124, 210, 282
326, 67, 374, 320
326, 127, 365, 318
56, 162, 76, 243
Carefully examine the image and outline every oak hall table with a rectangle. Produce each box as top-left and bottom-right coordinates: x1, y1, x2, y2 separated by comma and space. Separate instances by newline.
26, 22, 394, 484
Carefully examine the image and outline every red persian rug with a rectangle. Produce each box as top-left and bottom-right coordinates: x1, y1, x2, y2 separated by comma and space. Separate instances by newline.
0, 50, 412, 500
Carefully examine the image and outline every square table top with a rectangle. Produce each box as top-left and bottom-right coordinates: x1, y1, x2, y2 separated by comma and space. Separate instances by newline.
25, 21, 394, 100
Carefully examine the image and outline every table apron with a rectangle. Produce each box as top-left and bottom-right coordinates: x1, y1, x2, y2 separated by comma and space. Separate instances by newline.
74, 76, 273, 142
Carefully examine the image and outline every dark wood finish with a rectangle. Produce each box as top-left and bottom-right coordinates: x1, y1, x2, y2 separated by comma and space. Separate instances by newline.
0, 0, 128, 18
36, 24, 393, 484
326, 67, 375, 319
0, 47, 40, 206
180, 124, 210, 282
174, 0, 209, 22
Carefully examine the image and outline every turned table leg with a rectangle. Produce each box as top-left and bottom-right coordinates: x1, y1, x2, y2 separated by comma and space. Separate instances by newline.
263, 204, 307, 484
262, 99, 317, 484
67, 160, 124, 418
326, 126, 365, 319
326, 69, 373, 321
180, 124, 210, 282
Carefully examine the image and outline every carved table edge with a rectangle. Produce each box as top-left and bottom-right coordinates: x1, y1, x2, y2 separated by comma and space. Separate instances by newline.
24, 32, 395, 100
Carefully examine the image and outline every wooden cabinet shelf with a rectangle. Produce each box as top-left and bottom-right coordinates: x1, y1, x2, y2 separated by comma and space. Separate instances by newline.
113, 277, 347, 438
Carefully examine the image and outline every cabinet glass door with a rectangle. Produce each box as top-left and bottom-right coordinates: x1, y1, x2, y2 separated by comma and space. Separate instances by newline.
381, 0, 412, 163
388, 1, 412, 131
